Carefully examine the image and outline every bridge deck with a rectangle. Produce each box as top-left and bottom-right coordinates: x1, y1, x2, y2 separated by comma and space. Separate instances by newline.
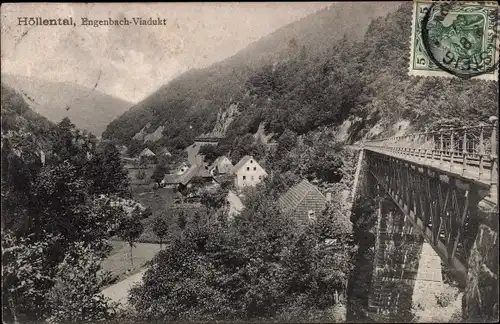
364, 146, 493, 190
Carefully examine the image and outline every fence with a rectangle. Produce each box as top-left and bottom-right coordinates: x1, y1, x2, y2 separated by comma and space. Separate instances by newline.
364, 118, 498, 195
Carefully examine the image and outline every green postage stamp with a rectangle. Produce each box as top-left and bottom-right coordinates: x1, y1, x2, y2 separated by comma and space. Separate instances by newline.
410, 1, 499, 80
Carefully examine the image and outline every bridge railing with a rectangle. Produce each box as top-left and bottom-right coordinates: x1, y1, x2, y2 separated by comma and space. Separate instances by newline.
364, 118, 498, 193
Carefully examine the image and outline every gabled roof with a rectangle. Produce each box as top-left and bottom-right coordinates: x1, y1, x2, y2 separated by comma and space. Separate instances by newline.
162, 164, 212, 186
211, 156, 233, 174
186, 143, 202, 165
158, 147, 171, 156
177, 164, 200, 185
213, 174, 232, 184
196, 163, 212, 178
213, 155, 229, 166
278, 179, 328, 226
230, 155, 254, 174
139, 148, 156, 157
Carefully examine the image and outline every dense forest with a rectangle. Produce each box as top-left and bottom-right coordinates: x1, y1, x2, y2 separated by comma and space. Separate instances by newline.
1, 84, 137, 323
103, 2, 498, 158
101, 3, 400, 147
1, 83, 53, 136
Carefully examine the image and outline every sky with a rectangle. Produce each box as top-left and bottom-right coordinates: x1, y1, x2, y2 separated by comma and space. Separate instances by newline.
1, 2, 331, 103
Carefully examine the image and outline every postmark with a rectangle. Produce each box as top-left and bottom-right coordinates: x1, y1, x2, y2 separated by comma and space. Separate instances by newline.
409, 1, 499, 80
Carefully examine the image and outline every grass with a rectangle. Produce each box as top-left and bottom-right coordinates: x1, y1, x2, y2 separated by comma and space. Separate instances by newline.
132, 187, 173, 217
101, 241, 163, 287
134, 194, 206, 244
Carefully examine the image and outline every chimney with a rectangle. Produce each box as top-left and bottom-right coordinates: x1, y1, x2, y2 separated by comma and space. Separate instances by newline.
326, 192, 332, 203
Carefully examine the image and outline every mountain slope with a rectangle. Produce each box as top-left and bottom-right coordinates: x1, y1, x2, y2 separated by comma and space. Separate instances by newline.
104, 1, 497, 166
2, 74, 132, 137
1, 82, 53, 135
102, 2, 404, 146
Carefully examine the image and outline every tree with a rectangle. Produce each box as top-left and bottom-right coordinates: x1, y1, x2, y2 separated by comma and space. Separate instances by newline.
152, 215, 169, 249
1, 87, 127, 323
199, 145, 222, 164
116, 209, 144, 267
277, 129, 298, 153
199, 186, 228, 214
45, 240, 118, 323
230, 133, 254, 163
128, 180, 356, 322
151, 164, 169, 185
313, 203, 353, 242
2, 231, 58, 323
261, 171, 300, 200
142, 207, 153, 219
177, 210, 187, 231
87, 142, 130, 196
136, 169, 146, 180
156, 154, 171, 169
126, 140, 144, 158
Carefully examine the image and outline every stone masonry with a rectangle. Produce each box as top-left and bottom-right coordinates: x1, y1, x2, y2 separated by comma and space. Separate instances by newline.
367, 192, 424, 322
464, 196, 499, 322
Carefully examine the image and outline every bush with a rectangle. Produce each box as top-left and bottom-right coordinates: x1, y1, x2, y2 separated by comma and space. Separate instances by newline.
142, 207, 152, 219
435, 287, 459, 308
45, 241, 118, 323
135, 170, 146, 180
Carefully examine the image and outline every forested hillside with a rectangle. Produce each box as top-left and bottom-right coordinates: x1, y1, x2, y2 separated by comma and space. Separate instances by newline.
2, 82, 135, 323
102, 2, 403, 148
104, 2, 497, 162
2, 74, 132, 137
1, 83, 53, 136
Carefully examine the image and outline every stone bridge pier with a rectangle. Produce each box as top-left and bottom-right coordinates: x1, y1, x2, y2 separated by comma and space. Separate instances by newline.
359, 151, 498, 322
364, 182, 500, 323
464, 195, 498, 322
367, 183, 429, 322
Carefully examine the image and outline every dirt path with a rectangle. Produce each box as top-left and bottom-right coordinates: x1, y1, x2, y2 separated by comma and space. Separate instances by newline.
101, 268, 148, 307
100, 242, 161, 281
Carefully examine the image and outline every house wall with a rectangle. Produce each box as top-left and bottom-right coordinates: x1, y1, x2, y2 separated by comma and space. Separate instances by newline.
234, 159, 267, 189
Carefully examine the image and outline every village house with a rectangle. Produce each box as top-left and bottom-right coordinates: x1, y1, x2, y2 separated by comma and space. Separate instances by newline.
157, 147, 172, 157
160, 163, 214, 193
186, 131, 225, 166
185, 142, 204, 166
123, 155, 155, 190
195, 163, 213, 182
176, 163, 190, 175
209, 155, 233, 176
278, 179, 331, 227
139, 147, 157, 165
139, 147, 156, 158
230, 155, 267, 190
